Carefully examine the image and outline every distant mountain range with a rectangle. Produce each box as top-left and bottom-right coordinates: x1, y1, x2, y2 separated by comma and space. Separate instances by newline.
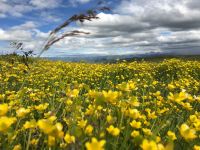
42, 52, 200, 63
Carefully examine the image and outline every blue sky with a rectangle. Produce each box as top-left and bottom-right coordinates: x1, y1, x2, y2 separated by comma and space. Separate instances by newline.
1, 0, 200, 57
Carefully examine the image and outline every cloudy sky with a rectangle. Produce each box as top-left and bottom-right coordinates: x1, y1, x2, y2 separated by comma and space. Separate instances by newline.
1, 0, 200, 57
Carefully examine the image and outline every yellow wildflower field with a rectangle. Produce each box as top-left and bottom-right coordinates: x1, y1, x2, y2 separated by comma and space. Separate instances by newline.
0, 57, 200, 150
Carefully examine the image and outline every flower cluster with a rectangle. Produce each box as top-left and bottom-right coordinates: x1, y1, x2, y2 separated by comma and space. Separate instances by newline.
0, 58, 200, 149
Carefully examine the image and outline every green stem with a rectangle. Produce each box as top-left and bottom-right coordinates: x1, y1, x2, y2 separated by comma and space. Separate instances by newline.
14, 119, 21, 131
26, 130, 32, 150
114, 109, 124, 150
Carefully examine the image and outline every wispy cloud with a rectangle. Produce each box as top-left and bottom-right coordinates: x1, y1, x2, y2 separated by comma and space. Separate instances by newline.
69, 0, 92, 6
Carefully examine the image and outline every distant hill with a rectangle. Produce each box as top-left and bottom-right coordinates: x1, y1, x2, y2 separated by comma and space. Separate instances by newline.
1, 53, 200, 63
42, 53, 200, 63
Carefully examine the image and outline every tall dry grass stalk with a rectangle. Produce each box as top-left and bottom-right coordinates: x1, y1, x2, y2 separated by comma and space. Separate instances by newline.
38, 2, 110, 57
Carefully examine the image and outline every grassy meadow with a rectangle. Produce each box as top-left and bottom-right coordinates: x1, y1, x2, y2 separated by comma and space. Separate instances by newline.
0, 55, 200, 150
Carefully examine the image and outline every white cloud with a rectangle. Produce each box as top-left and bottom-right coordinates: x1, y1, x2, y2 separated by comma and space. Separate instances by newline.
40, 12, 62, 23
76, 0, 91, 3
0, 1, 33, 17
0, 13, 6, 18
0, 0, 62, 18
70, 0, 200, 55
0, 28, 32, 41
0, 21, 49, 55
70, 0, 91, 6
30, 0, 61, 9
116, 0, 200, 29
1, 0, 200, 56
11, 21, 37, 30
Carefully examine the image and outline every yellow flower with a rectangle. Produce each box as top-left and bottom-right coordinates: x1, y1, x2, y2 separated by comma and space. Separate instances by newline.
156, 136, 161, 143
167, 131, 177, 141
194, 122, 200, 131
157, 144, 165, 150
97, 105, 103, 111
129, 97, 140, 107
85, 125, 94, 135
168, 84, 175, 90
106, 125, 120, 136
181, 102, 193, 110
131, 130, 140, 137
35, 103, 49, 111
106, 115, 113, 124
0, 116, 16, 132
147, 111, 157, 119
16, 108, 30, 118
30, 139, 39, 146
141, 139, 158, 150
66, 99, 73, 105
168, 91, 188, 103
78, 119, 87, 129
130, 120, 141, 129
66, 89, 79, 98
128, 109, 140, 119
142, 128, 153, 136
102, 90, 119, 104
128, 81, 138, 90
88, 90, 101, 99
100, 132, 105, 138
55, 123, 64, 138
48, 116, 57, 122
116, 83, 127, 91
48, 136, 55, 146
37, 119, 64, 138
0, 103, 8, 116
85, 138, 106, 150
194, 145, 200, 150
189, 115, 198, 122
60, 143, 67, 148
37, 119, 54, 135
13, 144, 22, 150
85, 105, 95, 116
23, 120, 37, 129
64, 133, 75, 144
179, 123, 197, 140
